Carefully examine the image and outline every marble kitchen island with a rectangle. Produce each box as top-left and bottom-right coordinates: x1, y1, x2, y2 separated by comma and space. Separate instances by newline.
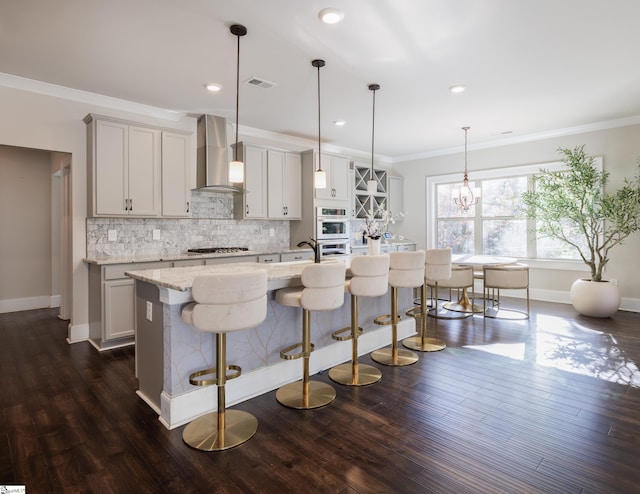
126, 260, 416, 429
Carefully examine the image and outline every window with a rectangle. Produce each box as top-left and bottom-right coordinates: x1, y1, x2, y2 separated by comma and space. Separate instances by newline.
426, 159, 601, 261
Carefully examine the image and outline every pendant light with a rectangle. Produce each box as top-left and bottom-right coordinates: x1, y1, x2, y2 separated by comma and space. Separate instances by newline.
229, 24, 247, 184
312, 59, 327, 188
366, 83, 380, 194
452, 126, 481, 211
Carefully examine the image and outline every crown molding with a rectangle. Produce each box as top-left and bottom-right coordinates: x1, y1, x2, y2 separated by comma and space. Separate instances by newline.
0, 72, 185, 121
395, 115, 640, 163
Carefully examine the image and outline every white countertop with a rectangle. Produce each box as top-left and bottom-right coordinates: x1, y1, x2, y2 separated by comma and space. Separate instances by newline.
83, 248, 311, 265
125, 259, 348, 292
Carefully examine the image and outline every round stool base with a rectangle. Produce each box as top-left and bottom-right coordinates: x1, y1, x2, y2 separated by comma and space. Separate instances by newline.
371, 347, 418, 366
276, 380, 336, 409
328, 363, 382, 386
402, 336, 446, 352
182, 409, 257, 451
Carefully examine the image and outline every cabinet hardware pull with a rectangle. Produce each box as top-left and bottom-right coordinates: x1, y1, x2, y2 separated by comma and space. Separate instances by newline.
186, 201, 190, 213
246, 205, 249, 215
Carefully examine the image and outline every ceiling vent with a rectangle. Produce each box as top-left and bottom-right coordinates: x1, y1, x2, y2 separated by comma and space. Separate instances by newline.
245, 77, 276, 89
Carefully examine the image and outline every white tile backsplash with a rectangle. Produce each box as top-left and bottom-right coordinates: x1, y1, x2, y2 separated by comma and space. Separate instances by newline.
86, 190, 290, 257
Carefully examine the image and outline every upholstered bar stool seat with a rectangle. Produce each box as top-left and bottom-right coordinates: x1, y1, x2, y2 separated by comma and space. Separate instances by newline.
371, 250, 425, 367
437, 265, 475, 318
329, 254, 389, 386
483, 263, 530, 319
404, 248, 451, 352
180, 270, 267, 451
275, 262, 346, 409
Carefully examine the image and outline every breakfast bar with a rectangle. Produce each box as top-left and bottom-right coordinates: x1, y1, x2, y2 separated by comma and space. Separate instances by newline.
126, 260, 416, 429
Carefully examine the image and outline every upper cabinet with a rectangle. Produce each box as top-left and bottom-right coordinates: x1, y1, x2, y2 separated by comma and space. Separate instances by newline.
85, 114, 192, 218
161, 131, 191, 217
234, 143, 301, 220
267, 149, 301, 219
353, 162, 388, 219
301, 150, 351, 207
233, 143, 268, 219
388, 175, 404, 221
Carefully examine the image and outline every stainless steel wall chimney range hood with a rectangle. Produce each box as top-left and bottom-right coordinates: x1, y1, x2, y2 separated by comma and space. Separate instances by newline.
194, 114, 243, 193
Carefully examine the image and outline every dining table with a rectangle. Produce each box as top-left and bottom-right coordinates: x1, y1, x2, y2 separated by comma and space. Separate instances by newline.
443, 254, 518, 313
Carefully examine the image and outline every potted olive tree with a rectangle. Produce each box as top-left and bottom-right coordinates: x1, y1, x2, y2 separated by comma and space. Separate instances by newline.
521, 145, 640, 317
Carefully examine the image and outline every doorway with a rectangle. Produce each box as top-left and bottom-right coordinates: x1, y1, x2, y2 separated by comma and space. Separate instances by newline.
0, 145, 72, 317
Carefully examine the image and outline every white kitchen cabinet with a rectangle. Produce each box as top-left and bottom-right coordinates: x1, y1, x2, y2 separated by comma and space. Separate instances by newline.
161, 131, 191, 217
281, 251, 313, 262
233, 143, 268, 219
267, 149, 301, 219
86, 114, 176, 218
313, 152, 351, 202
388, 175, 404, 221
353, 162, 388, 219
88, 261, 170, 350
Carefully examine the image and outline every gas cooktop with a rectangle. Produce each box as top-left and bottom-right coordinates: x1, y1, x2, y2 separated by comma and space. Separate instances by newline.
187, 247, 249, 254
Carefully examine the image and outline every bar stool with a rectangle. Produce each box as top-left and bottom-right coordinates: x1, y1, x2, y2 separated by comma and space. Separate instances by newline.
275, 262, 346, 409
404, 248, 450, 352
483, 263, 530, 319
180, 270, 268, 451
371, 250, 425, 367
437, 265, 476, 318
329, 254, 389, 386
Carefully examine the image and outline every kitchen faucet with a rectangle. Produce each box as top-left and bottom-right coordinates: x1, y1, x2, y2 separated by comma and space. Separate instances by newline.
297, 238, 321, 263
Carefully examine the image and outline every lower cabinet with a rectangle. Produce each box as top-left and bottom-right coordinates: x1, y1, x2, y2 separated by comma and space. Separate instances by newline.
89, 261, 170, 350
281, 251, 313, 262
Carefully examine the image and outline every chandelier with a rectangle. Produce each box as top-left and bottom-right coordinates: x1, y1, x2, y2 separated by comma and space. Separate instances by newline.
452, 126, 481, 211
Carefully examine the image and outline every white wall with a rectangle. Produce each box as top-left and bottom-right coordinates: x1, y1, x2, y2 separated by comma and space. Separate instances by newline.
0, 83, 195, 339
0, 145, 52, 310
392, 124, 640, 310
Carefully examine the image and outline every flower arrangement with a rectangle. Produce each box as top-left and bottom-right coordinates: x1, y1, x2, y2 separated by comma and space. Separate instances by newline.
354, 202, 405, 240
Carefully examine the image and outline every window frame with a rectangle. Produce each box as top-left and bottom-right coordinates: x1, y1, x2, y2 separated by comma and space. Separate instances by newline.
425, 158, 602, 271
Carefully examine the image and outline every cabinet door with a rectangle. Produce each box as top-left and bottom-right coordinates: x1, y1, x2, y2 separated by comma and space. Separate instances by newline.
388, 175, 404, 220
162, 132, 191, 217
314, 152, 333, 200
104, 278, 135, 341
267, 149, 286, 219
95, 119, 128, 215
330, 155, 351, 202
128, 126, 161, 216
244, 146, 267, 218
284, 152, 302, 219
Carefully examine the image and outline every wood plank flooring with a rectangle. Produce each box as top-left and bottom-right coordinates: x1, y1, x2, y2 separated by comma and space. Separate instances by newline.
1, 301, 639, 493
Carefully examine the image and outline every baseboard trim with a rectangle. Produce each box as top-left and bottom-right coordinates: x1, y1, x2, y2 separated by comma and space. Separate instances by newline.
0, 296, 51, 314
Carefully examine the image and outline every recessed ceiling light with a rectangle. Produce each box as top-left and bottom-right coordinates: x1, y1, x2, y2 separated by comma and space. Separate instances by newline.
333, 120, 346, 126
449, 84, 466, 94
319, 8, 344, 24
205, 82, 222, 92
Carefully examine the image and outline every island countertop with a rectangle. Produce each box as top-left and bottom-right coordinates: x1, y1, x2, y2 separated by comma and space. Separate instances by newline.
125, 259, 348, 293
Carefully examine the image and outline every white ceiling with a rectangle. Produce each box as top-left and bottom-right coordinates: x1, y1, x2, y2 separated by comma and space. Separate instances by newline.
2, 0, 640, 161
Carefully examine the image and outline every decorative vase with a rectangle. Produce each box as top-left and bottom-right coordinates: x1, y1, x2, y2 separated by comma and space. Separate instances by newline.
367, 237, 381, 255
570, 278, 621, 318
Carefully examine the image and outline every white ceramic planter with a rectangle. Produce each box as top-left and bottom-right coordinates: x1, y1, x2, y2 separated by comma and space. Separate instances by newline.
570, 278, 621, 318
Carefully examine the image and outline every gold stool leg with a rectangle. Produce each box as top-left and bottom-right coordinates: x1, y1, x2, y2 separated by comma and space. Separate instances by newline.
371, 287, 418, 366
276, 309, 336, 409
330, 295, 382, 386
183, 333, 258, 451
403, 284, 446, 352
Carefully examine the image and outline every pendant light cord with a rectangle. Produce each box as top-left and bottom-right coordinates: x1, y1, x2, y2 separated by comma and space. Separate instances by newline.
317, 63, 321, 162
230, 24, 247, 162
234, 31, 240, 162
371, 88, 375, 176
311, 59, 325, 172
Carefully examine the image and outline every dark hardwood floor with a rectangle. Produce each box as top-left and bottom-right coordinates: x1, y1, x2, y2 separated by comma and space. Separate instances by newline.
1, 300, 639, 493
